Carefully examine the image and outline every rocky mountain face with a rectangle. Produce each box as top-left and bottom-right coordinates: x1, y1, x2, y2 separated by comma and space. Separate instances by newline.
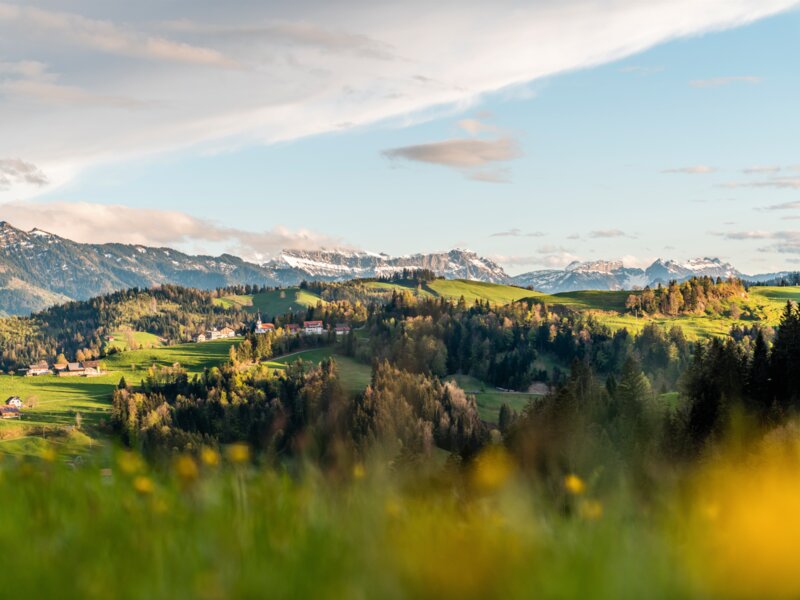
0, 223, 507, 315
262, 249, 508, 285
512, 257, 784, 293
0, 220, 790, 315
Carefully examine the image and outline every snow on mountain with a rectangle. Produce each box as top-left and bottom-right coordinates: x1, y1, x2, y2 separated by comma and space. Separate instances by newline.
0, 219, 793, 314
263, 248, 508, 285
513, 257, 771, 293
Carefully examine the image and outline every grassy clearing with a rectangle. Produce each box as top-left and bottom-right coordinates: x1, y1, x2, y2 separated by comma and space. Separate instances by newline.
104, 338, 241, 375
447, 374, 541, 423
265, 347, 372, 396
426, 279, 535, 305
104, 329, 164, 352
0, 339, 241, 455
214, 289, 326, 317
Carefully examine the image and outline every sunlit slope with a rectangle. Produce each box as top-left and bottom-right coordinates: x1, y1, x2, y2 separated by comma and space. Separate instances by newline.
214, 289, 326, 316
0, 338, 241, 455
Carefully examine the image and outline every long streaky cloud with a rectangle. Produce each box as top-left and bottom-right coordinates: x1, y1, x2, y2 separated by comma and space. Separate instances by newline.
689, 75, 762, 88
0, 0, 797, 198
0, 201, 343, 261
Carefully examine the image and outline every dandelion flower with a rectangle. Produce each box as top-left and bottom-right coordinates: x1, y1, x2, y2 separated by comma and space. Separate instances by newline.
226, 442, 250, 464
472, 447, 514, 492
133, 475, 154, 495
200, 447, 220, 467
175, 455, 199, 485
579, 499, 603, 520
564, 474, 586, 495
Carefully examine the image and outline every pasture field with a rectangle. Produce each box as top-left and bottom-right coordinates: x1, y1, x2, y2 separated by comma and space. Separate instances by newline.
104, 329, 164, 352
265, 346, 372, 396
426, 279, 538, 305
0, 338, 241, 455
446, 374, 542, 423
103, 338, 241, 375
213, 289, 325, 316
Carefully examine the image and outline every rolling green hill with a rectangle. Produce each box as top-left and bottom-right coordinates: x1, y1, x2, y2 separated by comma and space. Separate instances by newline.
0, 338, 241, 455
264, 347, 372, 396
214, 288, 326, 317
425, 279, 540, 304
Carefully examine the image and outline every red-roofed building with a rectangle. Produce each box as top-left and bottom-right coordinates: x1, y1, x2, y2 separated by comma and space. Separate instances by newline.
285, 324, 301, 335
335, 324, 352, 336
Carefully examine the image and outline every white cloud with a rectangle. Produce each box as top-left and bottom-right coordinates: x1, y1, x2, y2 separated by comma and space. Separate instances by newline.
725, 177, 800, 190
742, 165, 781, 174
383, 136, 521, 182
0, 201, 343, 261
763, 201, 800, 210
689, 75, 762, 88
0, 4, 237, 68
662, 165, 717, 174
714, 230, 772, 239
0, 158, 48, 190
757, 231, 800, 255
0, 0, 795, 198
489, 228, 544, 238
589, 229, 632, 238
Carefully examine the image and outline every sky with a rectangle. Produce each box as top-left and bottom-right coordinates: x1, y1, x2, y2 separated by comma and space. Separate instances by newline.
0, 0, 799, 275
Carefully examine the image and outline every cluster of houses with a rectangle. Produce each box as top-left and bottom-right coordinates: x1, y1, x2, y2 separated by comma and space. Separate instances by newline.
20, 359, 104, 378
195, 326, 237, 343
1, 396, 22, 419
254, 316, 351, 336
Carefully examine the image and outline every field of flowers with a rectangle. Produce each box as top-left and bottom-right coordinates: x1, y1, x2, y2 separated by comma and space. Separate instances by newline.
4, 434, 799, 600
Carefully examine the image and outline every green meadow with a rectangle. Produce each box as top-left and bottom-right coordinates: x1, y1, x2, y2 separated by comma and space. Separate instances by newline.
446, 374, 542, 422
214, 288, 326, 316
264, 346, 373, 396
104, 329, 164, 352
0, 339, 241, 454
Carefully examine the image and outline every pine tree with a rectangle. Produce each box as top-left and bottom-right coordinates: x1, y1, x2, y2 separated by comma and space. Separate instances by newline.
747, 330, 771, 420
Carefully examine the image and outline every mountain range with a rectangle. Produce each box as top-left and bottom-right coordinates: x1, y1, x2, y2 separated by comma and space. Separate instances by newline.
0, 221, 790, 315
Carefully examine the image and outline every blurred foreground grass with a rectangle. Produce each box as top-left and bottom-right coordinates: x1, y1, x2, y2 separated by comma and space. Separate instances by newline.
2, 438, 800, 599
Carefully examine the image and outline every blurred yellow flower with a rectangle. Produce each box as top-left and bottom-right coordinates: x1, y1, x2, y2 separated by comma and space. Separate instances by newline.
133, 475, 154, 495
117, 451, 144, 475
472, 446, 514, 492
200, 447, 220, 467
684, 438, 800, 599
175, 455, 199, 485
579, 499, 603, 520
564, 474, 585, 495
389, 499, 532, 598
40, 447, 57, 463
353, 463, 366, 480
226, 442, 250, 464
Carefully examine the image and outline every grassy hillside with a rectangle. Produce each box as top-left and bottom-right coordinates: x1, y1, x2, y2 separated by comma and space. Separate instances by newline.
214, 288, 326, 317
265, 347, 372, 396
104, 329, 164, 352
426, 279, 537, 304
0, 338, 241, 455
447, 374, 542, 423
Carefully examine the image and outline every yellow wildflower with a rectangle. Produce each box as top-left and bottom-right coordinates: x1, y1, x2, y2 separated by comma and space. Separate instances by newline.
174, 454, 199, 485
200, 447, 220, 467
117, 451, 144, 475
684, 437, 800, 599
578, 499, 603, 520
352, 463, 366, 480
564, 474, 586, 495
133, 475, 154, 495
226, 442, 250, 464
40, 447, 57, 463
471, 446, 514, 492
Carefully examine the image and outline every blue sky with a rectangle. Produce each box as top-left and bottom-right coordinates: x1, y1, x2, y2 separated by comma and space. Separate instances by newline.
1, 1, 798, 274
